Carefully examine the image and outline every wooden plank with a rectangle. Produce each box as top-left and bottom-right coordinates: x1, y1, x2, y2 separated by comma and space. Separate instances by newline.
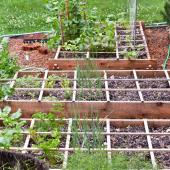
106, 119, 112, 161
48, 59, 157, 70
139, 21, 151, 59
86, 51, 90, 59
104, 71, 110, 102
38, 70, 48, 101
164, 70, 170, 87
22, 119, 35, 153
1, 101, 170, 119
54, 46, 61, 59
62, 118, 72, 169
72, 70, 77, 102
133, 70, 144, 102
144, 120, 157, 168
115, 29, 119, 59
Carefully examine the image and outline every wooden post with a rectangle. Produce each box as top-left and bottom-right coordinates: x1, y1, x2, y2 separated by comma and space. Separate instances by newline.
65, 0, 69, 19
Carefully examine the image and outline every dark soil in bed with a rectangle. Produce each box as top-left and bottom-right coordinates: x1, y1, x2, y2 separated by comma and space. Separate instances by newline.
142, 91, 170, 101
139, 78, 170, 101
139, 77, 169, 89
9, 33, 55, 68
43, 90, 72, 101
58, 52, 86, 59
108, 75, 140, 101
90, 53, 117, 59
109, 125, 148, 148
144, 27, 170, 69
149, 126, 170, 168
108, 75, 136, 89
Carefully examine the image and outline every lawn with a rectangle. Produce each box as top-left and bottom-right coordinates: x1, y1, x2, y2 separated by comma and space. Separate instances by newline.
0, 0, 166, 35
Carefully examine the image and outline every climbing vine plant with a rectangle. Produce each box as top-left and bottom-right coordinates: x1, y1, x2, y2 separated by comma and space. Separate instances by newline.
46, 0, 116, 52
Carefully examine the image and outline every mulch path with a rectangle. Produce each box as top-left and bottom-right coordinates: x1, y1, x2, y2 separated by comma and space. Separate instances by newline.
144, 27, 170, 69
9, 33, 56, 68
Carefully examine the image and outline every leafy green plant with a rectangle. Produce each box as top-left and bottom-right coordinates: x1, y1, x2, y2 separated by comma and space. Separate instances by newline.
46, 0, 116, 52
67, 151, 154, 170
45, 75, 58, 88
15, 75, 41, 88
0, 39, 19, 79
46, 0, 86, 48
0, 39, 18, 100
0, 106, 26, 149
0, 83, 14, 100
161, 0, 170, 25
61, 79, 72, 99
32, 112, 57, 131
30, 106, 65, 167
125, 50, 137, 59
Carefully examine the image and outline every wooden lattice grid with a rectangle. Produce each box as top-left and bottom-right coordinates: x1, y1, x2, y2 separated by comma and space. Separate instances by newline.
2, 69, 170, 103
0, 118, 170, 169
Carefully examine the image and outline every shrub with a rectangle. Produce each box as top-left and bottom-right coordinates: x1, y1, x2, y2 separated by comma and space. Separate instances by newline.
161, 0, 170, 25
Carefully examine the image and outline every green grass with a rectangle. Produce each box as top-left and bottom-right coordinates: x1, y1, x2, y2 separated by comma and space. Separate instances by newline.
0, 0, 166, 35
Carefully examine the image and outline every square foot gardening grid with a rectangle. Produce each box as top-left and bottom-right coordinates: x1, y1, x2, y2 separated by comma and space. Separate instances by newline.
1, 118, 170, 169
2, 69, 170, 118
48, 22, 157, 70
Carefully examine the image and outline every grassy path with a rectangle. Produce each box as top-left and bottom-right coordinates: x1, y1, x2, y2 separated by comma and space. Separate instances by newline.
0, 0, 166, 35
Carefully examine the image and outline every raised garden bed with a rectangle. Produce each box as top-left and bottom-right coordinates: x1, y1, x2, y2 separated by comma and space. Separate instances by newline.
1, 69, 170, 118
48, 22, 157, 70
1, 118, 170, 169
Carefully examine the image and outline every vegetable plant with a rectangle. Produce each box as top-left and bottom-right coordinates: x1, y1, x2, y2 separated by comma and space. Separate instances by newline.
30, 105, 65, 167
46, 0, 116, 52
0, 106, 26, 149
0, 84, 14, 100
0, 39, 19, 79
0, 39, 19, 100
15, 75, 41, 88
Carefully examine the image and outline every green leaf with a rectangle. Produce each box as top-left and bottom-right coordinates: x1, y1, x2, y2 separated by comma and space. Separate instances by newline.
11, 109, 22, 119
2, 106, 11, 114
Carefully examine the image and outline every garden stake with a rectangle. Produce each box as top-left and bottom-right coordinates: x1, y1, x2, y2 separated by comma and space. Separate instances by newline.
59, 13, 65, 45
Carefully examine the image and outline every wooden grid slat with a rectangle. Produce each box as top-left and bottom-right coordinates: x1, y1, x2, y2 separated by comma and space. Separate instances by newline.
62, 118, 72, 169
55, 46, 61, 59
139, 22, 151, 59
104, 71, 110, 102
133, 70, 144, 102
38, 69, 48, 101
144, 119, 157, 168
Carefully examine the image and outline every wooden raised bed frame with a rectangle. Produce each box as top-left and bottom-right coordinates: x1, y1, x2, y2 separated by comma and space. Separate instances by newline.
1, 69, 170, 118
48, 22, 157, 70
1, 118, 170, 170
